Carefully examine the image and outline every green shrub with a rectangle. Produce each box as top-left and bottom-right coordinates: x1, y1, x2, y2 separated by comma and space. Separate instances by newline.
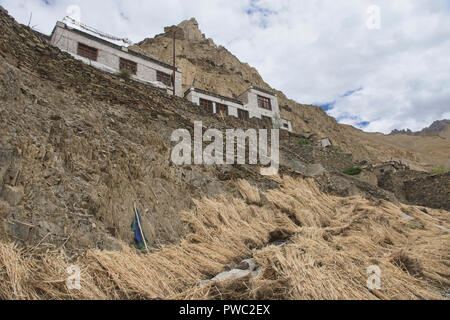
297, 138, 311, 146
430, 165, 449, 176
118, 69, 131, 81
343, 167, 362, 176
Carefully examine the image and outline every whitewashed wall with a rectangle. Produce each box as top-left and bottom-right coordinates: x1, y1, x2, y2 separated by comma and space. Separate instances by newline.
280, 119, 293, 132
185, 87, 293, 132
184, 88, 244, 118
240, 88, 280, 119
50, 22, 183, 97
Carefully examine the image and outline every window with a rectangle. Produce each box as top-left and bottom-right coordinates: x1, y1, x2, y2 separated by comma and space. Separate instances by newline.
157, 71, 172, 87
119, 58, 137, 75
77, 43, 98, 61
283, 123, 289, 129
238, 109, 249, 121
200, 98, 214, 113
257, 95, 272, 110
216, 103, 228, 116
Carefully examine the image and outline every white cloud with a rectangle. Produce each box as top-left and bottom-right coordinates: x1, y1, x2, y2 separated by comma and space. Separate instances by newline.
1, 0, 449, 133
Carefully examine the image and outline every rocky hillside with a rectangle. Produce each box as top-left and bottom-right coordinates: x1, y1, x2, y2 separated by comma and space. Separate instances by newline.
0, 6, 393, 255
134, 18, 450, 170
0, 7, 449, 300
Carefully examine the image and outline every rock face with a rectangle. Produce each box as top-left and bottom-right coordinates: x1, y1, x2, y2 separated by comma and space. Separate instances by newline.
174, 18, 204, 41
134, 19, 450, 170
134, 18, 267, 101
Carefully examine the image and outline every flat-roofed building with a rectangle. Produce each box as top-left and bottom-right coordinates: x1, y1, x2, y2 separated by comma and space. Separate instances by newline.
238, 86, 279, 119
49, 21, 183, 97
184, 87, 245, 118
184, 86, 293, 132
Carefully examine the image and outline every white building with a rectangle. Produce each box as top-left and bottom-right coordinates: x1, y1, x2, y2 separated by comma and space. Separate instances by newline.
238, 86, 292, 132
49, 21, 183, 97
184, 87, 245, 118
184, 86, 293, 132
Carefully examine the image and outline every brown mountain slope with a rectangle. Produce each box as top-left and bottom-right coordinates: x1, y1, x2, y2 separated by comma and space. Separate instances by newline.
134, 18, 450, 170
0, 7, 449, 300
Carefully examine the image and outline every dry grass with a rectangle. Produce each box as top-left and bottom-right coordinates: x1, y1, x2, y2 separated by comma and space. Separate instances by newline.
236, 179, 261, 205
0, 177, 448, 300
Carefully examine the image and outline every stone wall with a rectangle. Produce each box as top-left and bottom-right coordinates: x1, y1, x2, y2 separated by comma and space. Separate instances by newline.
404, 173, 450, 210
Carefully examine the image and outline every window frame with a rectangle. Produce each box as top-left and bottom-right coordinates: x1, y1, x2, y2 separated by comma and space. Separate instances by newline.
238, 109, 250, 121
199, 98, 214, 113
119, 57, 137, 75
257, 95, 272, 111
157, 71, 172, 87
216, 103, 228, 116
77, 43, 98, 61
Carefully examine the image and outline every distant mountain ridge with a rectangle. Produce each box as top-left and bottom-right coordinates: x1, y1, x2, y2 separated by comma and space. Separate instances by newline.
390, 120, 450, 140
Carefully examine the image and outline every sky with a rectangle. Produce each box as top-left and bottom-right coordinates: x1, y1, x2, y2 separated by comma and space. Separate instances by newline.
1, 0, 449, 133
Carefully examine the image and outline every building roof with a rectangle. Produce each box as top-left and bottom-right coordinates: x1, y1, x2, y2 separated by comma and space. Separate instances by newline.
250, 85, 276, 97
53, 22, 180, 72
184, 87, 243, 105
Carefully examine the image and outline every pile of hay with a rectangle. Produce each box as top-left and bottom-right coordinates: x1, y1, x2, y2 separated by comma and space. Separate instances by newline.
0, 177, 448, 300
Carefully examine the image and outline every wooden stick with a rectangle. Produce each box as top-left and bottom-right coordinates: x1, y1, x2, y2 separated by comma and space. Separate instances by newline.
13, 169, 21, 186
134, 203, 149, 254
